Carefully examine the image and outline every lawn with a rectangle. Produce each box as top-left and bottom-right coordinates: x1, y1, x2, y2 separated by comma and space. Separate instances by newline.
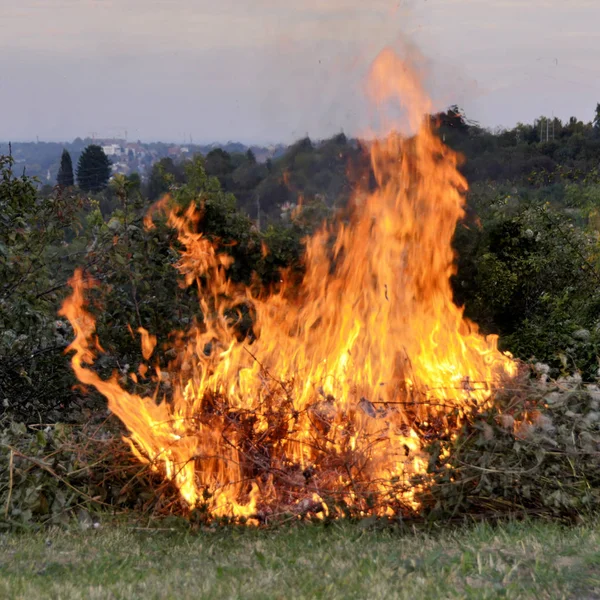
0, 519, 599, 599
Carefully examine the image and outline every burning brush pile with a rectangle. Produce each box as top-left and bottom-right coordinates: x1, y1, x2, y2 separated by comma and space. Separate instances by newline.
56, 49, 518, 523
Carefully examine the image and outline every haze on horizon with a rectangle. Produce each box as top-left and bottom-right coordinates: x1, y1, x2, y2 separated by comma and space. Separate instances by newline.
1, 0, 600, 144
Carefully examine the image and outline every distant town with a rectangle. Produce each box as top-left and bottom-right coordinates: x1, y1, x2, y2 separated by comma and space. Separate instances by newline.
1, 138, 287, 185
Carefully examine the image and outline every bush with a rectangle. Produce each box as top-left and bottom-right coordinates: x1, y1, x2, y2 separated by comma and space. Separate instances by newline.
0, 154, 84, 421
454, 185, 600, 377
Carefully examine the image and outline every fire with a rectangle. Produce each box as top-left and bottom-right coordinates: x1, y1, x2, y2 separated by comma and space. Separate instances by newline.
60, 48, 515, 520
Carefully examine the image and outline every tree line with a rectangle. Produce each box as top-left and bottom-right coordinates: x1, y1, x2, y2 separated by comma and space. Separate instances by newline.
4, 101, 600, 423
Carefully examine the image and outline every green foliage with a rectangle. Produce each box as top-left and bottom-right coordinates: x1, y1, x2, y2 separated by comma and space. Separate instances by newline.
77, 145, 111, 192
56, 149, 74, 188
454, 184, 600, 377
204, 148, 234, 178
7, 106, 600, 421
0, 146, 314, 421
0, 153, 83, 421
423, 375, 600, 520
146, 157, 185, 201
82, 188, 196, 370
202, 134, 359, 222
74, 158, 308, 382
203, 148, 268, 215
0, 417, 175, 529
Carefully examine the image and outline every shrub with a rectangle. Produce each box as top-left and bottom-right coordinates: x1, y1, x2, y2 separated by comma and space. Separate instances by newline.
454, 186, 600, 378
0, 153, 83, 421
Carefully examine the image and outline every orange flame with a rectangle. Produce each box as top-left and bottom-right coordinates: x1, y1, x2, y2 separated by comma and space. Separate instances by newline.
60, 48, 515, 520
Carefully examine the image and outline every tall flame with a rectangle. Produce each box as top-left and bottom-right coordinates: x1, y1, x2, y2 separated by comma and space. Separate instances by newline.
60, 49, 515, 519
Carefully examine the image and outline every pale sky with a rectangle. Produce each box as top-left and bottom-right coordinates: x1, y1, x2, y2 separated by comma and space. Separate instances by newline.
1, 0, 600, 143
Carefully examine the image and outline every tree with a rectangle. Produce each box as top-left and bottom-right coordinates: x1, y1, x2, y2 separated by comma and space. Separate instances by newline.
205, 149, 234, 178
126, 172, 142, 192
435, 105, 470, 134
56, 149, 74, 188
146, 157, 185, 200
77, 145, 111, 192
594, 103, 600, 130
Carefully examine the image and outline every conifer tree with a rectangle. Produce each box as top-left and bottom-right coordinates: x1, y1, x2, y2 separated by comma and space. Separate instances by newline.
56, 149, 74, 187
77, 145, 111, 192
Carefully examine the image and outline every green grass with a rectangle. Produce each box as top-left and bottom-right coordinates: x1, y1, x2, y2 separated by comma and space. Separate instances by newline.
1, 519, 599, 599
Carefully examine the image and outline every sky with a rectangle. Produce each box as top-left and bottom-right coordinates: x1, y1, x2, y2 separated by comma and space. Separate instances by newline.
1, 0, 600, 144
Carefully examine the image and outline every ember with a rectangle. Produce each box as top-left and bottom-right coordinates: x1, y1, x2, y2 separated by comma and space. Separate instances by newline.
59, 48, 515, 521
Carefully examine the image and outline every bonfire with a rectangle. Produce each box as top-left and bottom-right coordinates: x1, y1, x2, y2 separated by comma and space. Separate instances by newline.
59, 48, 516, 521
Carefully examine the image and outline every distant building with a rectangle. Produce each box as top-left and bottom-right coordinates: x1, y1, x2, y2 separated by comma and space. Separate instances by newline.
126, 143, 145, 157
102, 144, 121, 157
111, 162, 130, 175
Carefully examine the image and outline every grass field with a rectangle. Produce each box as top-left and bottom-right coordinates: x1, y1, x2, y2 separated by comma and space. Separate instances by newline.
0, 518, 599, 599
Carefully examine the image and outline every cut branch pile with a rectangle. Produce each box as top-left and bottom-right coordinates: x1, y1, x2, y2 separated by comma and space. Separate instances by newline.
421, 373, 600, 521
2, 371, 600, 528
0, 414, 181, 529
